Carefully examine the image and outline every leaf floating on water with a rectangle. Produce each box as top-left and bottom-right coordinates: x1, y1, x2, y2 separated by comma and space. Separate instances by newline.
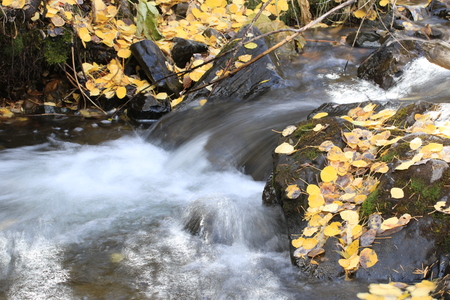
274, 142, 295, 155
321, 165, 337, 182
282, 125, 296, 137
359, 248, 378, 268
286, 184, 301, 199
390, 187, 404, 199
312, 112, 328, 119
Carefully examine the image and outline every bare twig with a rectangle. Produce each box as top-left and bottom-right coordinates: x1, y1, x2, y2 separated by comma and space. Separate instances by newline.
188, 0, 357, 94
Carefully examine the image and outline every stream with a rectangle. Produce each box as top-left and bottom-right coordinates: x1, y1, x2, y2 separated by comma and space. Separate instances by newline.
1, 30, 450, 299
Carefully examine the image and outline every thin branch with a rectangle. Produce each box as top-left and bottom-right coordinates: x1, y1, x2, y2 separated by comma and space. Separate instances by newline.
188, 0, 357, 94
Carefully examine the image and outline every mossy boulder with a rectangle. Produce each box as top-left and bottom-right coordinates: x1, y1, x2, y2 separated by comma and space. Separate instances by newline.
263, 100, 450, 281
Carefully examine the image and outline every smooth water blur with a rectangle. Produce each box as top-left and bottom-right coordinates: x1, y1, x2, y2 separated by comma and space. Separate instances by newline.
1, 40, 450, 299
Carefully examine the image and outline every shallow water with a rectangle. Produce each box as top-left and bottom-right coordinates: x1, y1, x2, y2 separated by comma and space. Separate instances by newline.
1, 39, 450, 299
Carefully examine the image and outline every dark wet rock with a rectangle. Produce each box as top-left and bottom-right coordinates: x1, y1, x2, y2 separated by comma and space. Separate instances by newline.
346, 31, 383, 48
264, 100, 450, 281
357, 37, 423, 89
130, 39, 182, 96
180, 25, 287, 106
172, 2, 189, 19
34, 104, 72, 115
170, 37, 209, 68
127, 93, 170, 123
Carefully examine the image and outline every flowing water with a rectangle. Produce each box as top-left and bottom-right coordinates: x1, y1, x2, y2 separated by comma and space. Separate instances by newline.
1, 34, 450, 299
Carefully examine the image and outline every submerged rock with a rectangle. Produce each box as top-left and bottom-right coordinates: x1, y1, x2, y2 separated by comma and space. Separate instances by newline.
264, 100, 450, 281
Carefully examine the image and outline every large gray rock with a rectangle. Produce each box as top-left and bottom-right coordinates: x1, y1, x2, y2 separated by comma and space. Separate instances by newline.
264, 100, 450, 281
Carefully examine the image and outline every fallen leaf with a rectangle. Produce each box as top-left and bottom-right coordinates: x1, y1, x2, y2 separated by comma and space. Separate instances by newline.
312, 112, 328, 119
282, 125, 296, 137
359, 248, 378, 268
286, 184, 301, 199
390, 187, 404, 199
321, 165, 338, 182
410, 137, 422, 150
275, 142, 295, 155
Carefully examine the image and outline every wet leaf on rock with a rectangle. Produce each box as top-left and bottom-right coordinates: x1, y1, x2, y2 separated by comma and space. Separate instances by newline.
275, 142, 295, 155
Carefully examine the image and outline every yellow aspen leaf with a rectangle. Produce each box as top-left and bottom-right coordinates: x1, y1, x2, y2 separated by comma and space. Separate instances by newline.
354, 195, 367, 204
308, 214, 323, 227
351, 160, 368, 168
238, 54, 252, 62
339, 254, 360, 270
369, 283, 403, 297
322, 203, 340, 213
308, 194, 325, 208
3, 0, 25, 8
346, 239, 360, 257
313, 124, 324, 132
274, 142, 295, 155
312, 112, 328, 119
303, 226, 318, 237
434, 200, 450, 213
228, 3, 239, 13
352, 224, 363, 238
353, 9, 367, 18
282, 125, 296, 137
319, 140, 335, 152
116, 86, 127, 99
370, 161, 389, 173
363, 103, 376, 112
189, 69, 206, 82
78, 27, 91, 42
286, 184, 301, 199
2, 0, 13, 6
244, 42, 258, 49
292, 237, 304, 248
276, 0, 289, 11
117, 48, 132, 58
306, 184, 321, 195
395, 160, 415, 171
380, 217, 399, 231
360, 248, 378, 268
303, 238, 318, 250
421, 142, 444, 153
199, 99, 207, 106
31, 12, 40, 21
324, 221, 342, 236
155, 92, 167, 100
390, 187, 404, 199
321, 165, 337, 182
171, 97, 184, 108
340, 210, 359, 224
410, 137, 422, 150
379, 0, 389, 6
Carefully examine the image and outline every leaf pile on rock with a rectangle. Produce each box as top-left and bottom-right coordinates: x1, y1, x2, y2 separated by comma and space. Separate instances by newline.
278, 102, 450, 277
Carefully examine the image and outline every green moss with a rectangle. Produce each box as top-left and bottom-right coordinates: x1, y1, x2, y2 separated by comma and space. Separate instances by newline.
304, 147, 320, 161
411, 178, 442, 201
360, 189, 379, 217
380, 142, 410, 163
294, 122, 315, 139
43, 30, 72, 65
